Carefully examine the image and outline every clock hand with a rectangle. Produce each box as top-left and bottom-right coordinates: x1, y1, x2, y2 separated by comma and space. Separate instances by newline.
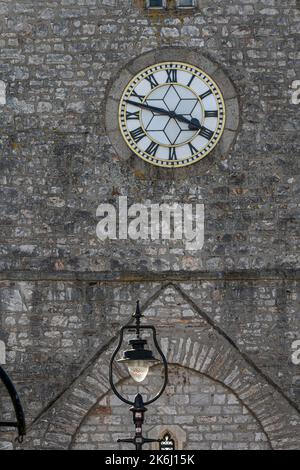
125, 99, 201, 131
125, 99, 175, 118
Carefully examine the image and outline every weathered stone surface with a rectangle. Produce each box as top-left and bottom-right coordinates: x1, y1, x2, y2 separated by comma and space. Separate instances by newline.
0, 0, 299, 451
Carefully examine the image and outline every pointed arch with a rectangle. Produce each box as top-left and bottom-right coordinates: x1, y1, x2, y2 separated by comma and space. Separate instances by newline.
70, 365, 271, 450
20, 283, 300, 450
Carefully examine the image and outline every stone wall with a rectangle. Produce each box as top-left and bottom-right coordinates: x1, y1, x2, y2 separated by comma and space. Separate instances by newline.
0, 0, 299, 272
0, 0, 299, 450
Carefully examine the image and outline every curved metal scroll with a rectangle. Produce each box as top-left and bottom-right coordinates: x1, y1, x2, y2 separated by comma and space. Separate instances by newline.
109, 325, 168, 407
109, 326, 133, 406
0, 365, 26, 442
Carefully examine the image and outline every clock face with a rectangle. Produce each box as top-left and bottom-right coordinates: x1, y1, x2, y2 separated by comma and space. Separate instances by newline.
119, 62, 226, 168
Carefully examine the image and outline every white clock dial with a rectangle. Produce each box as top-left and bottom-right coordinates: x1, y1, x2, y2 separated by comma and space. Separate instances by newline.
119, 62, 226, 168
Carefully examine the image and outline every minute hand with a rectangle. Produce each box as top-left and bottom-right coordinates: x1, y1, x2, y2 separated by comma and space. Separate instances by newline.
125, 99, 201, 130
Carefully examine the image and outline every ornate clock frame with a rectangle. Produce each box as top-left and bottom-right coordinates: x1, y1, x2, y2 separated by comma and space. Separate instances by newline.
105, 47, 240, 179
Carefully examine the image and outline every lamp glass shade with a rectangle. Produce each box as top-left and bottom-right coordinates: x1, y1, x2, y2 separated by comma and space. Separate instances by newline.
127, 360, 150, 383
118, 337, 159, 382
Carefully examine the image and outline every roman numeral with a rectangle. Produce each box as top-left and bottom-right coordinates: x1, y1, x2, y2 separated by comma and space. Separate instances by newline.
205, 110, 218, 118
169, 147, 177, 160
131, 90, 145, 102
199, 126, 214, 140
146, 74, 159, 89
199, 89, 213, 100
188, 142, 198, 155
166, 69, 178, 83
126, 110, 139, 120
130, 127, 146, 143
187, 75, 195, 87
146, 141, 159, 156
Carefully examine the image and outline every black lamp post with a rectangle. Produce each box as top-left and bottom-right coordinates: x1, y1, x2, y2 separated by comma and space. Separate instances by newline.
109, 301, 168, 450
0, 365, 26, 443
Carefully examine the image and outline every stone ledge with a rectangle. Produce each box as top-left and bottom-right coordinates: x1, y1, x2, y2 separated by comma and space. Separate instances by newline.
0, 269, 299, 282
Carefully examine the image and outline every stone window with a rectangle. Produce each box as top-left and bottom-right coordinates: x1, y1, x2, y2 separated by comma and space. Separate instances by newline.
146, 0, 195, 10
160, 432, 176, 450
146, 0, 166, 9
176, 0, 196, 9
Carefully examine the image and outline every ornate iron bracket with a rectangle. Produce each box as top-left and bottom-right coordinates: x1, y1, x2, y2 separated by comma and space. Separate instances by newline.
0, 365, 26, 443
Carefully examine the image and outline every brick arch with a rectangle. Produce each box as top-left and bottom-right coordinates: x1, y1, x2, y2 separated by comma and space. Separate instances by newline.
70, 364, 271, 450
21, 284, 300, 450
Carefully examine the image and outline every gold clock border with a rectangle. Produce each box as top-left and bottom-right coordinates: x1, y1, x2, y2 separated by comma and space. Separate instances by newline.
118, 62, 226, 168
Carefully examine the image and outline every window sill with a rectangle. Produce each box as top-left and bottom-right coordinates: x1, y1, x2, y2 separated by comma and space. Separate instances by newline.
176, 6, 196, 10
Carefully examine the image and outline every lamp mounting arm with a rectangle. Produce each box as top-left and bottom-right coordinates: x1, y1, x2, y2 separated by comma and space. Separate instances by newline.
0, 365, 26, 442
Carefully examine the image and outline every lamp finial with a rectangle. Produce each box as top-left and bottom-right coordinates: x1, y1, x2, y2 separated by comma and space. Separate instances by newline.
133, 300, 143, 336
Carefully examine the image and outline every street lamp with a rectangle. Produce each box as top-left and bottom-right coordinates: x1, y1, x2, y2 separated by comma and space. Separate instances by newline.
109, 301, 168, 450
